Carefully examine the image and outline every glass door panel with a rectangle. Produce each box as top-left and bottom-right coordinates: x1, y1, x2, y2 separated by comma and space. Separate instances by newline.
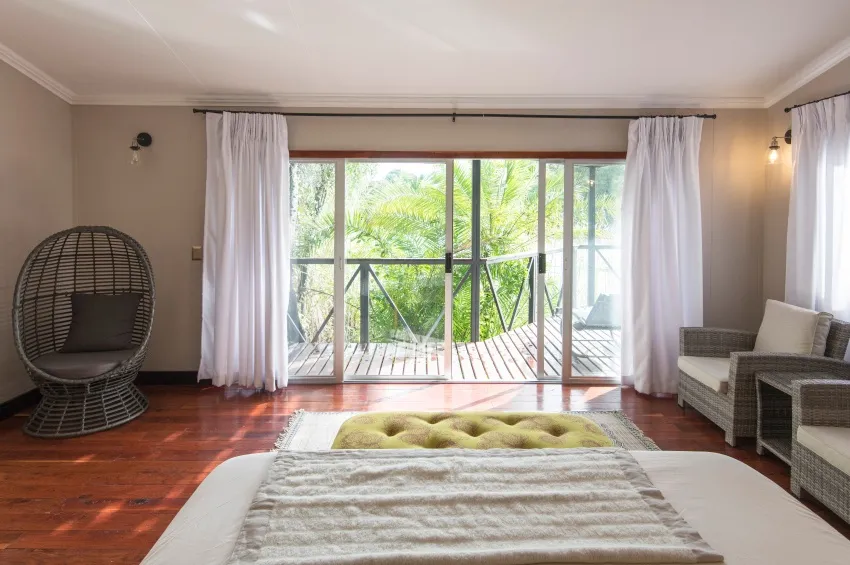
343, 162, 448, 380
570, 162, 625, 381
288, 162, 336, 379
452, 159, 539, 381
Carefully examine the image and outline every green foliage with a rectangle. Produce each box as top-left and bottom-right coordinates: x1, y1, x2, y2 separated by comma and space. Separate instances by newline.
289, 160, 623, 346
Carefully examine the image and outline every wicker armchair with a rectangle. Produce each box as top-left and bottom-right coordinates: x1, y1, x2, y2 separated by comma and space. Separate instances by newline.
678, 322, 850, 446
791, 380, 850, 524
12, 226, 155, 438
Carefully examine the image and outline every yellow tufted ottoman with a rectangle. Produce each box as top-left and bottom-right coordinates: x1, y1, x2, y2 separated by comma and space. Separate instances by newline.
331, 412, 613, 449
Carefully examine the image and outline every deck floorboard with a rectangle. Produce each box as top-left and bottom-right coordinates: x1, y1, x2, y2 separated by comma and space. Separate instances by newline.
288, 315, 620, 381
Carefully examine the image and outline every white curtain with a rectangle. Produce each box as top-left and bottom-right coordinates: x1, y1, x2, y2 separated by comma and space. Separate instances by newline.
622, 117, 704, 395
200, 112, 290, 390
785, 95, 850, 334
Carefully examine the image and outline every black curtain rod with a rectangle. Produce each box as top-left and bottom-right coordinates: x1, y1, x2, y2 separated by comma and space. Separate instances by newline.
192, 108, 716, 120
784, 89, 850, 113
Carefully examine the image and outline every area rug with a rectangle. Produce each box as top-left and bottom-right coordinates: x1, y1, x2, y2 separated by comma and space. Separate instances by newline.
274, 410, 660, 451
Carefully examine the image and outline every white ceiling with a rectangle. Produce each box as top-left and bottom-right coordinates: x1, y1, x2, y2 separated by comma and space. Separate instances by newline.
1, 0, 849, 108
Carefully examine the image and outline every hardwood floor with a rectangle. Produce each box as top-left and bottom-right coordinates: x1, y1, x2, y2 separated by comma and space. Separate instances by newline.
0, 383, 847, 564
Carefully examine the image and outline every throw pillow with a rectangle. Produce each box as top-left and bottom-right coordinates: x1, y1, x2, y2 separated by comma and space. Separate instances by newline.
60, 293, 142, 353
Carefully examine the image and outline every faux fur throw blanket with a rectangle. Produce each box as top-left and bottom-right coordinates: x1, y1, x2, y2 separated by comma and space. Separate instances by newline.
227, 449, 723, 565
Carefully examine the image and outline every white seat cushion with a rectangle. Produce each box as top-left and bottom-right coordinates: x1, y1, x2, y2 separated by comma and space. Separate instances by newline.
754, 299, 832, 355
796, 425, 850, 476
678, 356, 731, 394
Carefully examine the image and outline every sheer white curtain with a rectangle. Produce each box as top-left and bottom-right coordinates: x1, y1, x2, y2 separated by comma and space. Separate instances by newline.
785, 95, 850, 337
200, 112, 290, 390
622, 117, 704, 395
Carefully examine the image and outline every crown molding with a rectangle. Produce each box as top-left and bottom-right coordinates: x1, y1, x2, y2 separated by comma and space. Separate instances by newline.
0, 41, 74, 103
5, 32, 846, 112
72, 92, 764, 110
764, 36, 850, 109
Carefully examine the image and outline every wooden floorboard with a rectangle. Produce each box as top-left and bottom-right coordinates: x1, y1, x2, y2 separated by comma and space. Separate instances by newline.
499, 324, 536, 378
391, 344, 406, 376
453, 343, 474, 380
380, 343, 396, 376
0, 383, 847, 564
402, 343, 416, 377
366, 343, 386, 376
301, 343, 330, 376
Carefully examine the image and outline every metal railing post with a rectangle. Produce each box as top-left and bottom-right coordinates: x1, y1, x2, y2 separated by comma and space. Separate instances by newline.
470, 160, 481, 342
359, 264, 369, 345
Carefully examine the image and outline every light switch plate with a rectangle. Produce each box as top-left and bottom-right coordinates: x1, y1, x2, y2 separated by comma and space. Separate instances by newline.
191, 246, 203, 261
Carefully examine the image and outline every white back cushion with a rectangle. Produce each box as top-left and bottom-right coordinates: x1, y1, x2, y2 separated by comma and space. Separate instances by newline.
754, 300, 832, 355
812, 313, 833, 356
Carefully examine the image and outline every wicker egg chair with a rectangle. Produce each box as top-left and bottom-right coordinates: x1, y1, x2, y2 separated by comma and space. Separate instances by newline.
12, 226, 155, 438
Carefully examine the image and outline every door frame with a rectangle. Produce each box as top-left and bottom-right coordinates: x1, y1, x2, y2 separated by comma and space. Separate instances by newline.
288, 154, 626, 384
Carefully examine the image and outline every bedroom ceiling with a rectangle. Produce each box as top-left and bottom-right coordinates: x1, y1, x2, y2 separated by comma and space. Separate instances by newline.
1, 0, 849, 108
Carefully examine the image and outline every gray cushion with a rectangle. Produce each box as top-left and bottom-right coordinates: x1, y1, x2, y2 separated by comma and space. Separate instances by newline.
32, 349, 139, 380
61, 293, 142, 353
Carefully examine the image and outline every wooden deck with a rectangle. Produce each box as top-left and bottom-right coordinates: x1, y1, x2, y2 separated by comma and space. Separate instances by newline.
288, 315, 620, 381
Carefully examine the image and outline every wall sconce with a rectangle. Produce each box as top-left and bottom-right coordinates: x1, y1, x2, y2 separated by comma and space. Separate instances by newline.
129, 132, 153, 165
767, 129, 792, 165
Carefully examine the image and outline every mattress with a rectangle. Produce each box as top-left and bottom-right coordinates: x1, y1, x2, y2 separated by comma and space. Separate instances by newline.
141, 451, 850, 565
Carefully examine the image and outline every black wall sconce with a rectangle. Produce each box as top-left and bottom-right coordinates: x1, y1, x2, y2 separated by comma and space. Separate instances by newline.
767, 129, 792, 165
130, 132, 153, 165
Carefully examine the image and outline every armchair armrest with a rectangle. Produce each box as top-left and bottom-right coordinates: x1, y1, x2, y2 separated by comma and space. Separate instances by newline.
793, 380, 850, 428
729, 352, 850, 399
679, 327, 757, 357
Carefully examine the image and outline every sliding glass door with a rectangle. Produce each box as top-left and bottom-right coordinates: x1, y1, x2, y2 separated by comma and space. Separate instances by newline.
451, 159, 541, 381
343, 161, 450, 380
287, 157, 623, 383
288, 162, 336, 380
567, 161, 625, 382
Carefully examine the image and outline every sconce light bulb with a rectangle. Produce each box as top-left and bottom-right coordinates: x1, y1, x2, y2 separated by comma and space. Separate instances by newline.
767, 137, 781, 165
768, 148, 779, 165
130, 148, 140, 165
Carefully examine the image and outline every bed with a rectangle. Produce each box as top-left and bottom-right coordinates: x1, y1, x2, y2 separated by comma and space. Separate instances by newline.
141, 451, 850, 565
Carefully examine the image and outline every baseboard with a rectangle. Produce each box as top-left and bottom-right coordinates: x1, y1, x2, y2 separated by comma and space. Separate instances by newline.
136, 371, 211, 386
0, 373, 209, 421
0, 388, 41, 421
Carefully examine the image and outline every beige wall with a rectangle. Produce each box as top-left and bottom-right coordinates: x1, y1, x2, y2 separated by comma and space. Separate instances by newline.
700, 111, 767, 330
764, 58, 850, 302
0, 61, 73, 402
72, 106, 767, 371
72, 107, 207, 373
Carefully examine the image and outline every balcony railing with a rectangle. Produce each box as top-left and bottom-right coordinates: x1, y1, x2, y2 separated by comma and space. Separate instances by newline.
289, 244, 618, 346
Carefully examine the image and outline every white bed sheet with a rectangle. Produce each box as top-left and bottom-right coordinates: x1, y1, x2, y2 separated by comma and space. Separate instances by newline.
141, 451, 850, 565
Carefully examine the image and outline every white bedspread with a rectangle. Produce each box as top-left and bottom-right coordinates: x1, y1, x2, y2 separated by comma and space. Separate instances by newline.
142, 451, 850, 565
228, 449, 721, 565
